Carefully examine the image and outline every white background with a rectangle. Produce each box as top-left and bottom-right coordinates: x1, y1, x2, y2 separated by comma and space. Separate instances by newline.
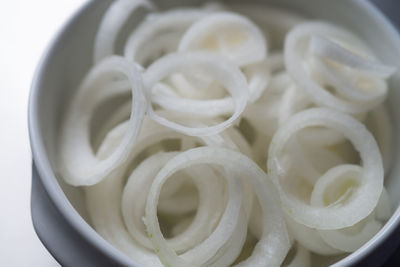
0, 1, 84, 265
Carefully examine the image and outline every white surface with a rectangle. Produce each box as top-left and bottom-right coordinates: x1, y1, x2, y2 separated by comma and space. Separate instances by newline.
0, 1, 85, 266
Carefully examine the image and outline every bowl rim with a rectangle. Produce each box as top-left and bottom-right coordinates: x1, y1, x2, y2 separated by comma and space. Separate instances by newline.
28, 1, 138, 266
28, 0, 400, 266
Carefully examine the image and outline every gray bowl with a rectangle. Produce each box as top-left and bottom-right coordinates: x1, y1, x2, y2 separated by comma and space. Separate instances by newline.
28, 0, 400, 266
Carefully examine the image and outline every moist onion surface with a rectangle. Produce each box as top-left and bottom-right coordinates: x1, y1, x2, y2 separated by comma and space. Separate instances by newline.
57, 1, 396, 266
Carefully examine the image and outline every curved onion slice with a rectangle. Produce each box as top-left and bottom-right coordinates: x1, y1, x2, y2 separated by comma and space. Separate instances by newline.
145, 147, 290, 267
86, 116, 235, 265
86, 122, 162, 266
60, 3, 396, 265
318, 220, 382, 253
278, 86, 309, 125
124, 8, 213, 65
310, 164, 363, 208
59, 56, 146, 186
167, 73, 227, 100
94, 0, 155, 63
310, 165, 388, 252
310, 36, 396, 78
309, 56, 388, 104
268, 108, 384, 229
143, 52, 249, 136
152, 57, 270, 117
178, 12, 267, 66
122, 152, 226, 253
284, 22, 388, 114
227, 4, 305, 49
145, 153, 245, 267
285, 215, 342, 255
244, 59, 271, 102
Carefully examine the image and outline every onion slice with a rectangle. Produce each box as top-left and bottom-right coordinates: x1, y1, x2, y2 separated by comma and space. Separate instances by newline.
143, 52, 249, 136
124, 8, 214, 65
310, 36, 396, 78
284, 22, 387, 114
178, 12, 267, 66
59, 56, 146, 186
94, 0, 155, 63
145, 147, 290, 267
267, 108, 384, 229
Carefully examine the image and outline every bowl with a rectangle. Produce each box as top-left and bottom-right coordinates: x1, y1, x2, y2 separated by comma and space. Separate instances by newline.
28, 0, 400, 266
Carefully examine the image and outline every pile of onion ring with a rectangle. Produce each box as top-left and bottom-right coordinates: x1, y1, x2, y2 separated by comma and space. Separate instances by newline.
58, 1, 396, 266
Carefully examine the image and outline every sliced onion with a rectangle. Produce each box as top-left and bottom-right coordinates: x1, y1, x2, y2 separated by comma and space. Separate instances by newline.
244, 59, 271, 102
145, 148, 290, 267
93, 0, 155, 63
124, 8, 213, 65
309, 56, 387, 104
318, 220, 382, 253
311, 166, 389, 252
60, 3, 396, 265
227, 4, 305, 49
86, 115, 235, 265
143, 52, 249, 136
86, 122, 162, 266
285, 214, 342, 255
310, 36, 396, 78
144, 151, 245, 267
59, 56, 146, 186
278, 86, 309, 125
179, 12, 267, 66
284, 22, 387, 114
268, 108, 384, 229
122, 152, 226, 253
167, 73, 226, 100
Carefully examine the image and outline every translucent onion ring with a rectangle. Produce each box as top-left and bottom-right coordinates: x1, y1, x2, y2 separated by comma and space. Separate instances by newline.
309, 56, 387, 104
145, 147, 291, 267
285, 214, 342, 255
87, 115, 237, 266
94, 0, 155, 63
124, 8, 213, 65
178, 12, 267, 66
143, 52, 249, 136
59, 56, 146, 186
227, 4, 305, 49
284, 22, 386, 114
310, 165, 387, 252
152, 59, 270, 117
267, 108, 384, 229
310, 36, 396, 78
122, 152, 226, 253
145, 152, 246, 267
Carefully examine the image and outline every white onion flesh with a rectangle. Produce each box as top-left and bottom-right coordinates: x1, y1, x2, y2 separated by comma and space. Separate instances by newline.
178, 12, 267, 66
58, 2, 396, 267
143, 52, 249, 136
124, 8, 215, 66
94, 0, 155, 63
267, 108, 384, 229
284, 22, 393, 114
310, 36, 396, 78
59, 56, 146, 186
